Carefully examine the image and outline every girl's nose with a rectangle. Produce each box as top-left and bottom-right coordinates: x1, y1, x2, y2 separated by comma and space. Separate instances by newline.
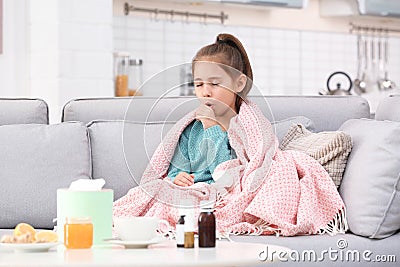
202, 83, 212, 97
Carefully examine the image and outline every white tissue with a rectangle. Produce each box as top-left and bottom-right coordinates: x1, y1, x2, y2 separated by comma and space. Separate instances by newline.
68, 178, 106, 191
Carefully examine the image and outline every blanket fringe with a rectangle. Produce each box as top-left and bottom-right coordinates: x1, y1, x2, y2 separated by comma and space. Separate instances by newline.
157, 221, 176, 240
231, 219, 281, 236
217, 230, 233, 241
230, 207, 348, 237
318, 207, 348, 236
214, 192, 227, 210
253, 219, 281, 236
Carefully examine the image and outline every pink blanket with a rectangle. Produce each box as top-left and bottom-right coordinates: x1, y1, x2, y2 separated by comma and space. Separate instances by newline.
113, 100, 347, 236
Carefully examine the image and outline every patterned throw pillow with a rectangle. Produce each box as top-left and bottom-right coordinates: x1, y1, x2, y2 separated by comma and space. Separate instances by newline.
279, 124, 352, 188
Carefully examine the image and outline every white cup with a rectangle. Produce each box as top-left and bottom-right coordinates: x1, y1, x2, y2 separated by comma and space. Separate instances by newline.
113, 217, 168, 241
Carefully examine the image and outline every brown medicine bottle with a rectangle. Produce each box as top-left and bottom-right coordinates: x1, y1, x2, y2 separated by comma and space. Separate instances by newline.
198, 201, 216, 248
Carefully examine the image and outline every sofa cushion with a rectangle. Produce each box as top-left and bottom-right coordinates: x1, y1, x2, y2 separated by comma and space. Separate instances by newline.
0, 122, 91, 229
279, 124, 352, 187
272, 116, 315, 143
0, 98, 48, 125
251, 95, 370, 132
62, 97, 196, 124
87, 120, 175, 201
339, 119, 400, 239
375, 95, 400, 121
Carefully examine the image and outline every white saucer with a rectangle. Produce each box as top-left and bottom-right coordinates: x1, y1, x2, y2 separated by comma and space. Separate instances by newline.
0, 242, 59, 253
105, 236, 165, 249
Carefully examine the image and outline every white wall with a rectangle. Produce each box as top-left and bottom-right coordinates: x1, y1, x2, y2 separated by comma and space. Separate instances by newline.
57, 0, 114, 105
0, 0, 29, 97
29, 0, 114, 122
0, 0, 113, 122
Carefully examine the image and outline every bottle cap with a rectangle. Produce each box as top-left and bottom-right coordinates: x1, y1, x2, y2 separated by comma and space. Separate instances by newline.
129, 58, 143, 66
113, 51, 130, 57
66, 216, 92, 224
199, 200, 215, 210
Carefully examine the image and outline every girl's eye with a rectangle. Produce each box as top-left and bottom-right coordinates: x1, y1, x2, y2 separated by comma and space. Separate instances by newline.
194, 82, 219, 87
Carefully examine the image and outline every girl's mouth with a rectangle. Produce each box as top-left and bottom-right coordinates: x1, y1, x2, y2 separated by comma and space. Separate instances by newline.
205, 102, 213, 107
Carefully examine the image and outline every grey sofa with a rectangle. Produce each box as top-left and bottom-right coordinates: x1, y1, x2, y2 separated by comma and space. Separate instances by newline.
1, 95, 400, 267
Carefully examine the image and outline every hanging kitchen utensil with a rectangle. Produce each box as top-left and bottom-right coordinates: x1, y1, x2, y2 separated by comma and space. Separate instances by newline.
353, 32, 366, 95
319, 71, 352, 96
378, 30, 396, 90
376, 29, 385, 83
361, 33, 374, 93
370, 29, 377, 83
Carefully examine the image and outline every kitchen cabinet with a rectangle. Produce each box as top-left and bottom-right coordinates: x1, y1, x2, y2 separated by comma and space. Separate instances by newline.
320, 0, 400, 18
217, 0, 307, 9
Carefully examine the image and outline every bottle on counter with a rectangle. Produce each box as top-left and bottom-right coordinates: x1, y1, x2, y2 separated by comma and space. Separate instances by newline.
198, 200, 216, 248
176, 214, 185, 248
128, 58, 143, 96
184, 212, 195, 249
114, 52, 130, 97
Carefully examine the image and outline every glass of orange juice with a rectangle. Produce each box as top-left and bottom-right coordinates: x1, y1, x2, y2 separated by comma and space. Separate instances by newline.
64, 217, 93, 249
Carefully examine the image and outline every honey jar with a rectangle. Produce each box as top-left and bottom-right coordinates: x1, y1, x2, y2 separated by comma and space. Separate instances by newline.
114, 52, 130, 97
64, 217, 93, 249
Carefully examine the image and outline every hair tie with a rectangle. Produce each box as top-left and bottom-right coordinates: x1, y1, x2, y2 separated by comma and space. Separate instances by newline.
216, 36, 231, 45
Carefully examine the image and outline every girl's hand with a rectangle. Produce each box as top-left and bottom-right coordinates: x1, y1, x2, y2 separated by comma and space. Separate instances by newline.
195, 104, 218, 129
173, 172, 194, 187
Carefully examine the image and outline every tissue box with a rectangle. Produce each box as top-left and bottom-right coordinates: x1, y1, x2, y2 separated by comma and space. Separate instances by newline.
57, 189, 113, 245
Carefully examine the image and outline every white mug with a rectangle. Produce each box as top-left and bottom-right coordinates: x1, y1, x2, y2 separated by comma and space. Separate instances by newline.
113, 217, 169, 241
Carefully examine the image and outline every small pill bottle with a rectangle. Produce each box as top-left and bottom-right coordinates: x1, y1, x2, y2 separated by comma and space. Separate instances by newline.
176, 215, 186, 248
64, 217, 93, 249
184, 213, 195, 249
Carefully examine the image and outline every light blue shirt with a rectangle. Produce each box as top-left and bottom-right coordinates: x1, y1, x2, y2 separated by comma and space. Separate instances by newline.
167, 120, 235, 184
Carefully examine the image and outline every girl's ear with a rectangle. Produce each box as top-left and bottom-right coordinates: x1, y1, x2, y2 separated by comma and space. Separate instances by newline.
235, 74, 247, 93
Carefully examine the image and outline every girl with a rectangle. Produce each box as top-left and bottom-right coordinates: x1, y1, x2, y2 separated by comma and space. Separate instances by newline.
168, 34, 251, 187
114, 33, 347, 237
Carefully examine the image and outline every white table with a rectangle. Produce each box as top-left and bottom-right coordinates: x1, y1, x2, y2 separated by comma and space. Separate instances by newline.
0, 240, 291, 267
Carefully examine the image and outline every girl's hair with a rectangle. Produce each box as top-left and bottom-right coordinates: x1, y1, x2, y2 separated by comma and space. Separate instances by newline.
192, 33, 253, 111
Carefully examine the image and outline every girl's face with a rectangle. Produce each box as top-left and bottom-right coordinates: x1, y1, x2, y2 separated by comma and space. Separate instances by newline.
193, 61, 245, 116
